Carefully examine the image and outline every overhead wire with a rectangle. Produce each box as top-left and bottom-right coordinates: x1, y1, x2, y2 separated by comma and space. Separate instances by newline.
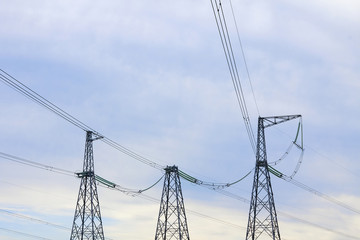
279, 211, 360, 240
210, 0, 257, 154
0, 67, 261, 236
305, 144, 360, 178
284, 175, 360, 214
2, 151, 358, 239
0, 209, 115, 240
0, 157, 247, 231
99, 137, 164, 171
1, 68, 255, 182
97, 174, 165, 196
269, 117, 360, 179
0, 151, 162, 195
95, 175, 360, 239
268, 117, 304, 178
183, 175, 360, 239
0, 209, 69, 231
0, 70, 90, 132
0, 5, 357, 239
269, 166, 360, 215
0, 69, 165, 171
0, 151, 75, 177
2, 131, 356, 221
179, 168, 253, 190
229, 0, 260, 116
0, 227, 54, 240
1, 2, 356, 238
0, 150, 245, 208
120, 186, 360, 239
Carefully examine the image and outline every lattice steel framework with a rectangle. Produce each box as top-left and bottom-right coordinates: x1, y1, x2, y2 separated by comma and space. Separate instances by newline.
70, 131, 105, 240
246, 115, 301, 240
155, 166, 190, 240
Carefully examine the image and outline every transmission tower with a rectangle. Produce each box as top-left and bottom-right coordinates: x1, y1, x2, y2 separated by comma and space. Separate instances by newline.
155, 165, 191, 240
246, 115, 301, 240
70, 131, 105, 240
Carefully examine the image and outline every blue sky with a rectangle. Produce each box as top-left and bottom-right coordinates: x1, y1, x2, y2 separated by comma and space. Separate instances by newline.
0, 0, 359, 239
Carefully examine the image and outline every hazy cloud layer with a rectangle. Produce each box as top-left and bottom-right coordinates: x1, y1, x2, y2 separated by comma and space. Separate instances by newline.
0, 0, 359, 239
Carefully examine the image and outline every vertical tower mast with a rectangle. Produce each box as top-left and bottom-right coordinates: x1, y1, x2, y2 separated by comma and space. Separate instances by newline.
70, 131, 105, 240
246, 115, 301, 240
155, 165, 190, 240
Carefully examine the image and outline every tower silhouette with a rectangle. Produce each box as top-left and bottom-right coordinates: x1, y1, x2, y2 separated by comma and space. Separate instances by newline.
70, 131, 105, 240
246, 115, 301, 240
155, 165, 190, 240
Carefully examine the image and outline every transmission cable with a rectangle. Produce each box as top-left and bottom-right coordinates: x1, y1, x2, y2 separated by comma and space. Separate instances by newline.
0, 209, 69, 231
4, 150, 357, 219
0, 209, 115, 240
0, 151, 75, 177
0, 69, 164, 171
0, 227, 53, 240
210, 0, 257, 154
2, 152, 357, 239
269, 166, 360, 215
279, 211, 360, 240
0, 70, 90, 132
184, 177, 360, 239
0, 151, 163, 195
0, 163, 246, 231
179, 168, 253, 190
229, 0, 260, 115
1, 69, 258, 184
268, 117, 305, 178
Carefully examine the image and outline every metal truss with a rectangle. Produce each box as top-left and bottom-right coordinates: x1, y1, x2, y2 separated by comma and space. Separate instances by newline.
155, 166, 190, 240
246, 115, 301, 240
70, 131, 105, 240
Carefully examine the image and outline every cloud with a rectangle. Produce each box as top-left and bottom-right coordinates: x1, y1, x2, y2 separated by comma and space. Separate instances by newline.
0, 0, 359, 239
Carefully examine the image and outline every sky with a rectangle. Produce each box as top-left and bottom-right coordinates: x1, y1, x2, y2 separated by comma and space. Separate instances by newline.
0, 0, 359, 239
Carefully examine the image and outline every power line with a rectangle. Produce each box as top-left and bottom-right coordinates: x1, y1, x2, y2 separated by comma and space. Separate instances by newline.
0, 171, 246, 232
206, 2, 358, 238
181, 179, 360, 239
204, 187, 360, 239
0, 209, 69, 231
228, 0, 260, 116
279, 211, 360, 240
305, 144, 360, 178
0, 151, 162, 195
269, 166, 360, 215
1, 55, 357, 239
0, 70, 91, 132
179, 168, 253, 190
0, 152, 75, 177
0, 69, 165, 171
0, 208, 115, 240
0, 152, 246, 230
4, 150, 358, 219
0, 152, 250, 232
210, 0, 257, 154
0, 152, 242, 230
135, 189, 360, 239
0, 227, 53, 240
1, 68, 259, 185
2, 151, 357, 239
99, 137, 164, 171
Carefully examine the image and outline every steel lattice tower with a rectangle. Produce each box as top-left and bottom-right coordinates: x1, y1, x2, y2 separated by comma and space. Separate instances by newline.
155, 165, 190, 240
246, 115, 301, 240
70, 131, 105, 240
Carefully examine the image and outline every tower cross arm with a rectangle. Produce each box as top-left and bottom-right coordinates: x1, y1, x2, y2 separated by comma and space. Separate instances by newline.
262, 114, 301, 128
